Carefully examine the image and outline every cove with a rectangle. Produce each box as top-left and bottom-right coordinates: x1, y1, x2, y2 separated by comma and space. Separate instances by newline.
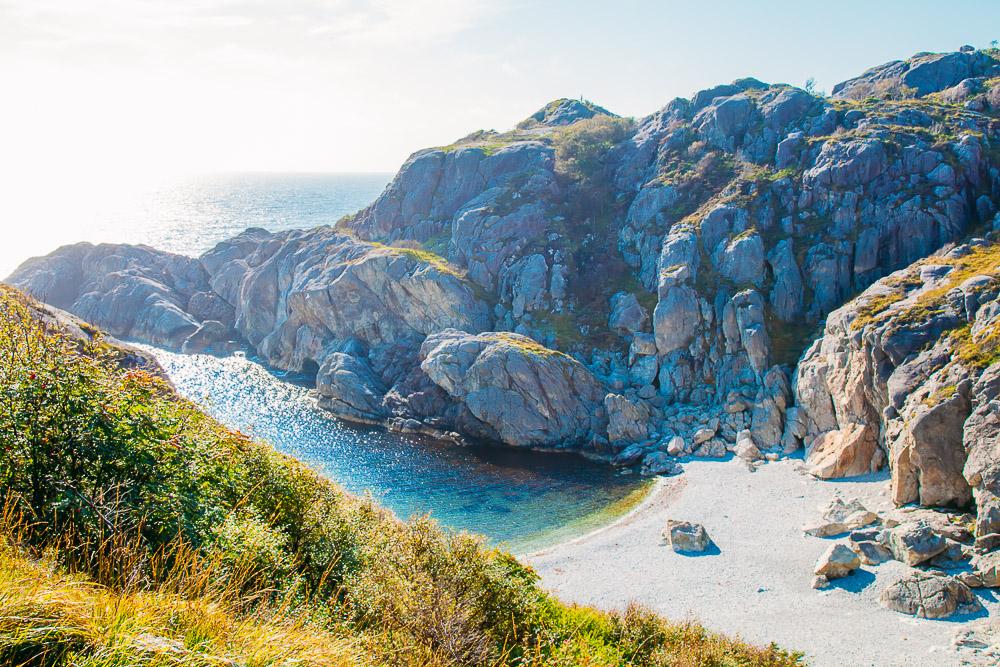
144, 347, 648, 552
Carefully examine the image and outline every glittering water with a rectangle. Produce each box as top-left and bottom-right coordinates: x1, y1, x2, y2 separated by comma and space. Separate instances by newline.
7, 172, 645, 549
146, 348, 645, 551
1, 172, 392, 277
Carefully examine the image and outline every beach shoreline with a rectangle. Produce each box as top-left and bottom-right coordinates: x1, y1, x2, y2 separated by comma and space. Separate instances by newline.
526, 457, 998, 667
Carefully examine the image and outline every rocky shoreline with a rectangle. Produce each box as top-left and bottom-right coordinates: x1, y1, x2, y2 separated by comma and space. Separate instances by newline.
9, 45, 1000, 623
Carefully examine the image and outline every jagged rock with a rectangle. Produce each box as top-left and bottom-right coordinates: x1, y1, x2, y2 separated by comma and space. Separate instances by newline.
501, 254, 549, 319
803, 497, 878, 537
316, 353, 388, 425
713, 232, 766, 286
767, 239, 804, 321
609, 292, 650, 336
963, 365, 1000, 537
694, 94, 753, 152
665, 435, 686, 456
888, 521, 948, 566
664, 520, 711, 552
880, 570, 981, 618
735, 430, 762, 461
613, 443, 646, 466
834, 49, 1000, 99
692, 426, 716, 445
605, 393, 651, 443
419, 330, 606, 448
694, 439, 727, 458
813, 543, 861, 579
971, 551, 1000, 588
653, 285, 701, 354
811, 574, 830, 590
642, 452, 682, 476
851, 539, 893, 566
806, 423, 879, 479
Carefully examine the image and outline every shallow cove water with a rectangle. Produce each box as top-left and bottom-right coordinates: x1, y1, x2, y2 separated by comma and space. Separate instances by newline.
145, 347, 647, 552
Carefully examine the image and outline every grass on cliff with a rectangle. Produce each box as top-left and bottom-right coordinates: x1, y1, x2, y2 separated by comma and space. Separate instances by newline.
851, 242, 1000, 332
0, 285, 801, 666
369, 240, 466, 279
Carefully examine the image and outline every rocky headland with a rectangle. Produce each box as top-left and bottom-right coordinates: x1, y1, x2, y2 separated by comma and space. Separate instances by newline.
10, 46, 1000, 626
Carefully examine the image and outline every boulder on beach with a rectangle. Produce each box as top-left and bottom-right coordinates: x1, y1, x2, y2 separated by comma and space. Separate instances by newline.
813, 543, 860, 579
880, 570, 981, 619
664, 520, 711, 553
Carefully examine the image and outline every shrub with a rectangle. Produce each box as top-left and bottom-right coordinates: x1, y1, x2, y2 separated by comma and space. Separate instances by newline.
553, 116, 634, 188
0, 286, 802, 666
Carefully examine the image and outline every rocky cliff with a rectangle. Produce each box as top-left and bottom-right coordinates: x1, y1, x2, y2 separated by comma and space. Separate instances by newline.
792, 238, 1000, 538
8, 48, 1000, 481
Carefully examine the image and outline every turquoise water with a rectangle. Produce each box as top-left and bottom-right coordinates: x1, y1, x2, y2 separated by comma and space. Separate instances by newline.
147, 348, 644, 551
9, 172, 645, 550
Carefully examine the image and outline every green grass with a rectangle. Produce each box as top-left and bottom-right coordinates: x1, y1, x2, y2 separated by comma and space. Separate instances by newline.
0, 285, 803, 666
369, 241, 466, 279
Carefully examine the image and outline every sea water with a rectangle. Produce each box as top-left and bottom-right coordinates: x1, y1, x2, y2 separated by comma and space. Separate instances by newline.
6, 172, 645, 550
147, 348, 644, 552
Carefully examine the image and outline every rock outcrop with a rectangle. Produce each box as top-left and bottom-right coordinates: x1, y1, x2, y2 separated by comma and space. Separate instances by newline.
8, 242, 225, 350
417, 330, 606, 448
789, 239, 1000, 545
6, 47, 1000, 486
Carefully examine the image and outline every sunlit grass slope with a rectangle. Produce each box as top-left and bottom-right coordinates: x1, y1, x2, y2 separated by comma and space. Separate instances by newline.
0, 284, 801, 666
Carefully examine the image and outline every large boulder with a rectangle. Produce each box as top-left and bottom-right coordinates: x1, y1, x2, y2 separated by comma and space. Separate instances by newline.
664, 520, 711, 553
806, 423, 879, 479
316, 353, 388, 425
888, 520, 948, 566
419, 330, 606, 448
803, 497, 878, 537
880, 570, 981, 619
813, 543, 861, 579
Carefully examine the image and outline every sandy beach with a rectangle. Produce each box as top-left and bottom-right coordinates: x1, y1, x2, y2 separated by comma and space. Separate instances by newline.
526, 457, 999, 667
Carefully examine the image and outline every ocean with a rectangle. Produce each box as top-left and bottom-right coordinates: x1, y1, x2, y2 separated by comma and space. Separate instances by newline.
1, 172, 393, 277
5, 172, 643, 549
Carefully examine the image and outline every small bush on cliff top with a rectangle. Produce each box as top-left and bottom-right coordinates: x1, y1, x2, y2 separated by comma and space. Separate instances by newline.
0, 285, 800, 666
553, 115, 633, 188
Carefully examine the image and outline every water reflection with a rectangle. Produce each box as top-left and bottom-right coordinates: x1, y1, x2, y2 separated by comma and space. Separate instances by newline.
145, 347, 644, 551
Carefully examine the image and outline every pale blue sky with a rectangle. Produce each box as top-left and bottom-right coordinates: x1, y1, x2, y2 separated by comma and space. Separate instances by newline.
1, 0, 998, 180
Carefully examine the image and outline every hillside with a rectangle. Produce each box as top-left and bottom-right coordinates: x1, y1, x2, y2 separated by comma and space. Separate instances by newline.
0, 285, 798, 665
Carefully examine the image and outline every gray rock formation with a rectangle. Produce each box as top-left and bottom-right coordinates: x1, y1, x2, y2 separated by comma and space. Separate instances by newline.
8, 242, 218, 350
418, 330, 606, 448
789, 238, 1000, 558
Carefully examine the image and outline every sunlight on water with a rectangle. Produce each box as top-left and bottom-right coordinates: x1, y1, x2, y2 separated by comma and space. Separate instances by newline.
145, 347, 646, 552
0, 172, 392, 277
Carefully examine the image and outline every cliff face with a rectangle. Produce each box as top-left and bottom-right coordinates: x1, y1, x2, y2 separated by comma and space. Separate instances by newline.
792, 239, 1000, 538
7, 48, 1000, 472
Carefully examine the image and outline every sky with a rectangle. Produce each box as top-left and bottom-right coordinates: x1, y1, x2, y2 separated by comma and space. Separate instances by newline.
1, 0, 999, 185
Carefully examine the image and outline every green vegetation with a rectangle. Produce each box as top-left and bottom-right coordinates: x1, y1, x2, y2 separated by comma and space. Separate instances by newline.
552, 116, 634, 188
370, 240, 466, 279
482, 331, 573, 360
0, 286, 801, 666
